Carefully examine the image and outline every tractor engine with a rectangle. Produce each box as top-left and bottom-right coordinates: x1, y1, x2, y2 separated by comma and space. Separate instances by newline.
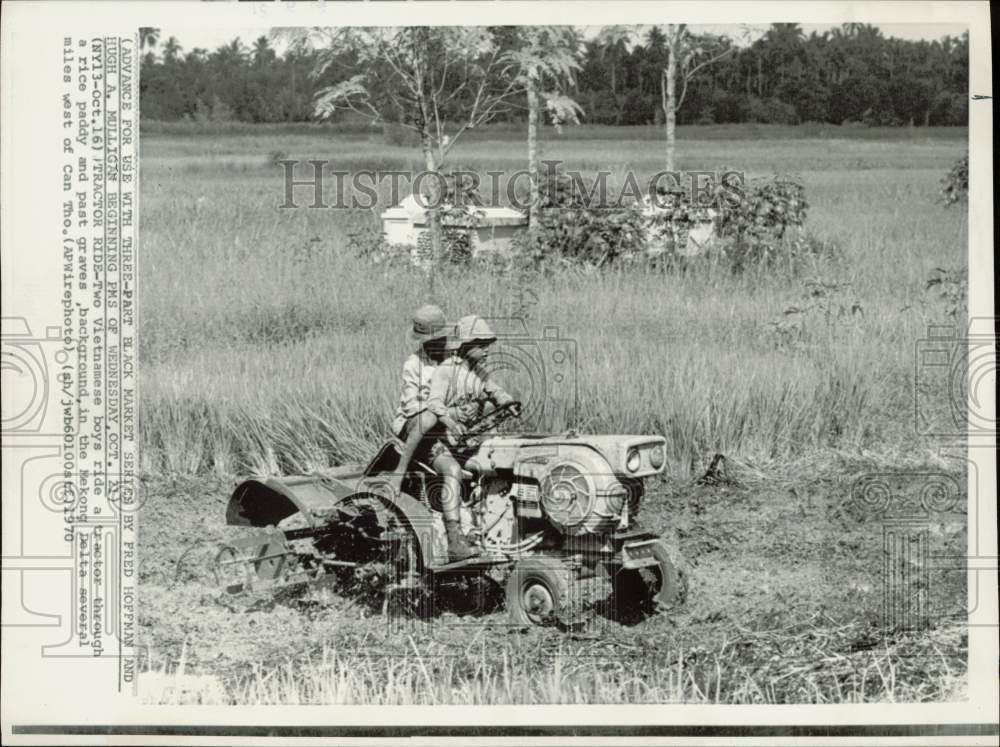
512, 448, 645, 536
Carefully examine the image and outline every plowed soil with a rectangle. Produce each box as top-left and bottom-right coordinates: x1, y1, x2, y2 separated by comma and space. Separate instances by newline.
138, 454, 968, 703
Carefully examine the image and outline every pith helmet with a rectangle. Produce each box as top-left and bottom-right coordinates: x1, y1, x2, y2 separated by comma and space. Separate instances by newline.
447, 315, 498, 351
410, 304, 448, 342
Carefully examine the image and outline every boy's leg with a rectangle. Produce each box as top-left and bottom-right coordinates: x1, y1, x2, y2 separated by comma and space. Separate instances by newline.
391, 410, 438, 494
431, 449, 476, 561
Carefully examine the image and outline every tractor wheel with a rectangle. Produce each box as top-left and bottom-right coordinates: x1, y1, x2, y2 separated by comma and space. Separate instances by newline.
316, 492, 422, 614
610, 541, 687, 622
506, 556, 585, 629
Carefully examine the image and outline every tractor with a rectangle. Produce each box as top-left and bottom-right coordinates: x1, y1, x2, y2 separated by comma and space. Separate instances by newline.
216, 403, 686, 627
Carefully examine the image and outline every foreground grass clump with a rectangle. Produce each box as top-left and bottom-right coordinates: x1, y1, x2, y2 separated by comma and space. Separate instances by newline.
141, 623, 967, 705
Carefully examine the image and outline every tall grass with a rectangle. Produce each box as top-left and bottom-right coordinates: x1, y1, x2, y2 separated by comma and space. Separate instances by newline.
139, 131, 966, 476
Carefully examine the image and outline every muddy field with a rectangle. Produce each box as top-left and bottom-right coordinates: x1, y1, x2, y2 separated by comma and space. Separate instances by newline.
138, 454, 967, 704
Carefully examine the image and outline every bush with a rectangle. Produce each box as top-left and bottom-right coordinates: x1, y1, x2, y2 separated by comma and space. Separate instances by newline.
939, 154, 968, 207
768, 279, 864, 349
497, 170, 820, 276
513, 171, 647, 271
415, 226, 475, 265
717, 175, 810, 272
344, 212, 407, 267
925, 267, 967, 320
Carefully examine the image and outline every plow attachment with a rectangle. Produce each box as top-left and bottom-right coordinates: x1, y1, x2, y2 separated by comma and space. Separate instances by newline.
214, 527, 326, 595
216, 476, 434, 599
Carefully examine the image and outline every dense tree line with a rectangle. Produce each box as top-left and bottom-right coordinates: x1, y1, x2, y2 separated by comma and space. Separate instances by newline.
139, 24, 968, 127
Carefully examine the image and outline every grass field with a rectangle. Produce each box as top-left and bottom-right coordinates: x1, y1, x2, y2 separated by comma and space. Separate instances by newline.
138, 124, 969, 703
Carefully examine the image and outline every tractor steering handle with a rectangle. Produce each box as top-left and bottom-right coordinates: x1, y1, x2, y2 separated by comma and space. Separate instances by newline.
462, 400, 522, 438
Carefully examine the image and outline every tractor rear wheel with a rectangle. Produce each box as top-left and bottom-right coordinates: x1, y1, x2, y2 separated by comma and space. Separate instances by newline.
315, 493, 422, 613
506, 556, 584, 628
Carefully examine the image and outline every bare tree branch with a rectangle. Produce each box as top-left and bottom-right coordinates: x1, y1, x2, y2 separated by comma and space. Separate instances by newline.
678, 44, 734, 109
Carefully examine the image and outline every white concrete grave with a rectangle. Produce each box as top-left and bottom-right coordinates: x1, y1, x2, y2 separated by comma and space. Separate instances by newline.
381, 194, 527, 266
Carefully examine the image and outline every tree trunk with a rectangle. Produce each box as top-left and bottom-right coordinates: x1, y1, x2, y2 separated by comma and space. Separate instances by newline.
664, 44, 677, 173
420, 132, 443, 293
526, 74, 540, 241
413, 43, 443, 293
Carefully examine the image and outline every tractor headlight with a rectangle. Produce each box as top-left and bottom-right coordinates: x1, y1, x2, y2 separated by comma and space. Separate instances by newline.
649, 444, 665, 470
625, 448, 641, 473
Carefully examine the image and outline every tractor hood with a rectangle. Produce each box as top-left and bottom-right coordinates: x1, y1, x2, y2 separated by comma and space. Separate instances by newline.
474, 433, 667, 478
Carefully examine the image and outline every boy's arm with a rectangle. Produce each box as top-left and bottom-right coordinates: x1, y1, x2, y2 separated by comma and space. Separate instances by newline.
397, 356, 425, 419
428, 365, 465, 434
480, 373, 515, 408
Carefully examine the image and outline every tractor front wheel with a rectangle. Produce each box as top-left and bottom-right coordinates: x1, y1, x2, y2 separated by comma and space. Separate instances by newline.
506, 556, 584, 628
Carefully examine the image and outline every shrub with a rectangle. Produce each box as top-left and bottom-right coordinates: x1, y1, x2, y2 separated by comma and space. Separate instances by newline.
718, 175, 810, 272
415, 226, 475, 265
925, 267, 968, 320
939, 154, 968, 207
768, 279, 864, 349
489, 170, 819, 276
343, 212, 410, 268
514, 171, 647, 271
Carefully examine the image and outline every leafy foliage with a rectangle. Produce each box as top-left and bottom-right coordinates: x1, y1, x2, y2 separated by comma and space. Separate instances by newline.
938, 154, 968, 207
925, 267, 968, 320
513, 171, 646, 271
718, 175, 810, 271
768, 279, 864, 348
510, 170, 822, 274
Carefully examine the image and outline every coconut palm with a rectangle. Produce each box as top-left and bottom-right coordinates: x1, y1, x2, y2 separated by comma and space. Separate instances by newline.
139, 27, 159, 51
162, 36, 182, 65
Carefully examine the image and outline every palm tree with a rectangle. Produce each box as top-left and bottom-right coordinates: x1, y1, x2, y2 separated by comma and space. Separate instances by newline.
139, 27, 159, 51
215, 38, 247, 64
842, 23, 865, 39
252, 36, 274, 67
762, 23, 805, 99
496, 27, 582, 234
595, 26, 631, 121
162, 36, 182, 64
187, 47, 208, 64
